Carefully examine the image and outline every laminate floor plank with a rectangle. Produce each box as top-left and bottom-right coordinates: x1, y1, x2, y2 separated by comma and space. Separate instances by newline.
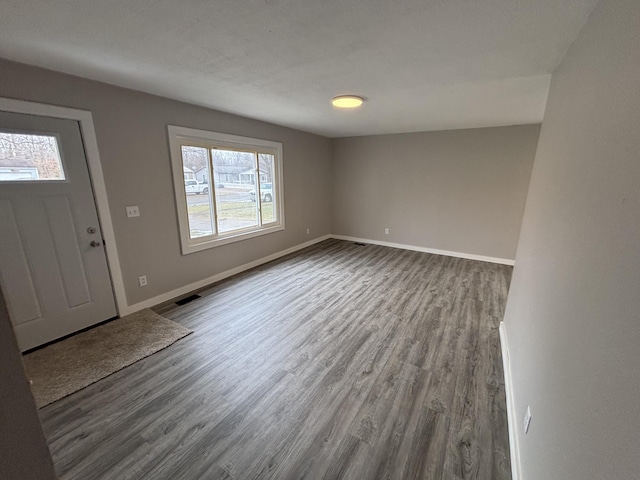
38, 239, 512, 479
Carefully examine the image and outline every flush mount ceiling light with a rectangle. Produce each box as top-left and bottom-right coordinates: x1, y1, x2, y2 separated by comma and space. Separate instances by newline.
331, 95, 364, 109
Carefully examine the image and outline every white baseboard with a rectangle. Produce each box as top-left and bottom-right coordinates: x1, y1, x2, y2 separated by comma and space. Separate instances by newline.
500, 322, 522, 480
330, 235, 515, 266
122, 234, 513, 316
120, 235, 331, 315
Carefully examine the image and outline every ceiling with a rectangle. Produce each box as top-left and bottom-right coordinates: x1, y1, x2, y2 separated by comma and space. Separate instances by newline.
0, 0, 599, 138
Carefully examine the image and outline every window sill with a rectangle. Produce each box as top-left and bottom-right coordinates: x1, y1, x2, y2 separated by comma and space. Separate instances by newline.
182, 223, 285, 255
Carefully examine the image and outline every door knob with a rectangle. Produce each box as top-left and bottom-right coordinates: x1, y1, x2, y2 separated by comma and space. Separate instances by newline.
90, 240, 102, 248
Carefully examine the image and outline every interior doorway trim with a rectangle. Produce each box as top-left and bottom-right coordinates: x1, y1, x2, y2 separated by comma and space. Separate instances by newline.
0, 96, 127, 316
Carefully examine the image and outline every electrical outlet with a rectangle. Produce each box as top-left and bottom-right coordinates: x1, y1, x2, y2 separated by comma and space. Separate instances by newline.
138, 275, 148, 287
126, 205, 140, 218
524, 406, 532, 434
306, 228, 310, 235
384, 228, 390, 235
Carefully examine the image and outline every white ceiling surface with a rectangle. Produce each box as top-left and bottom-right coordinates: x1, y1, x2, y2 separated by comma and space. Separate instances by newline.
0, 0, 599, 138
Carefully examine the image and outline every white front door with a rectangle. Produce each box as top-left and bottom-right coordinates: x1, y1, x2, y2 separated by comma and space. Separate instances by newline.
0, 111, 117, 351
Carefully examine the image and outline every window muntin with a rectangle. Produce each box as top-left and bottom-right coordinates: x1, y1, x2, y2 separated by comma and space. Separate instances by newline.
168, 126, 284, 254
0, 132, 66, 181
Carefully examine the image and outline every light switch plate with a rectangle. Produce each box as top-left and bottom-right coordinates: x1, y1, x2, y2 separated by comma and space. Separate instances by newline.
126, 205, 140, 218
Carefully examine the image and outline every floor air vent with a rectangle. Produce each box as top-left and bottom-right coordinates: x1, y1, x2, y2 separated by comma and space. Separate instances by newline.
175, 294, 201, 306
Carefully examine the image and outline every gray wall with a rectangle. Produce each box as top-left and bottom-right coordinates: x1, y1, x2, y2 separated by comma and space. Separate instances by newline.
502, 0, 640, 478
0, 288, 57, 479
0, 59, 333, 306
332, 125, 540, 260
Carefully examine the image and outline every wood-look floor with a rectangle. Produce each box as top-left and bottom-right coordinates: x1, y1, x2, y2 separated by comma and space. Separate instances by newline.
38, 239, 513, 480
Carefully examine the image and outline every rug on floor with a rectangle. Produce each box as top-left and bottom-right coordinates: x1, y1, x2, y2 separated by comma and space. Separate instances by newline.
23, 309, 192, 408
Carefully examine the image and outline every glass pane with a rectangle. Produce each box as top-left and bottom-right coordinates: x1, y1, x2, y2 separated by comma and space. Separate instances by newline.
181, 146, 214, 238
0, 132, 65, 181
258, 153, 276, 224
211, 148, 258, 234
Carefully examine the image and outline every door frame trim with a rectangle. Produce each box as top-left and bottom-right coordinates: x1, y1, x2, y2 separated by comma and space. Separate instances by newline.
0, 97, 127, 316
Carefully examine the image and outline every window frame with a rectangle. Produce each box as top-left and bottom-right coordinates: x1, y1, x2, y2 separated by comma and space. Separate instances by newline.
168, 125, 285, 255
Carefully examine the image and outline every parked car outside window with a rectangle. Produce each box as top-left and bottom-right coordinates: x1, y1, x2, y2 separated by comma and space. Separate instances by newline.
249, 183, 273, 202
184, 179, 209, 195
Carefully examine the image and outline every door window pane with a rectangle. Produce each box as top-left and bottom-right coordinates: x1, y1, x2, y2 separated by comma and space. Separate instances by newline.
181, 146, 214, 238
0, 132, 65, 181
212, 148, 258, 233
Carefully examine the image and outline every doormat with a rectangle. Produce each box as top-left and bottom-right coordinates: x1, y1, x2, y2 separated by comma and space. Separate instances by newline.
23, 308, 192, 408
